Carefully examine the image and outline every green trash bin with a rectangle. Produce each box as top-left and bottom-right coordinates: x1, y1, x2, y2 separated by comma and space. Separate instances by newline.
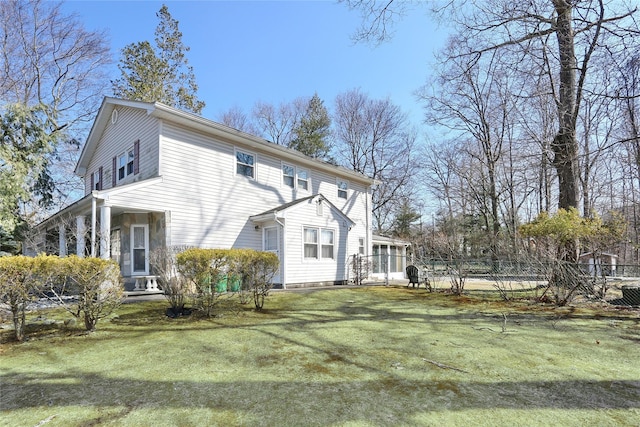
215, 275, 227, 293
228, 275, 241, 292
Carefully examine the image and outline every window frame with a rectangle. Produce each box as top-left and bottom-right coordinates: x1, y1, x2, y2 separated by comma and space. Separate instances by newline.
337, 179, 348, 199
303, 226, 336, 261
117, 147, 136, 182
92, 169, 102, 191
235, 148, 256, 179
282, 163, 295, 188
321, 229, 334, 259
303, 227, 318, 259
297, 168, 309, 191
281, 163, 310, 192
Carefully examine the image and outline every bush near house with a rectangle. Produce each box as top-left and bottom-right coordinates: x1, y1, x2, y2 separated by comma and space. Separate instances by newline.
0, 254, 58, 341
0, 255, 123, 340
52, 256, 123, 331
175, 248, 279, 315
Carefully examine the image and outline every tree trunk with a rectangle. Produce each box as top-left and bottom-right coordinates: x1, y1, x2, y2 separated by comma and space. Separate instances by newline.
551, 0, 580, 213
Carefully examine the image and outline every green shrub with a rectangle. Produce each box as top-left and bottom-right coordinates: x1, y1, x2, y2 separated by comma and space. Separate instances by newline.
176, 248, 279, 313
232, 249, 279, 310
53, 256, 123, 331
176, 248, 230, 317
0, 254, 58, 341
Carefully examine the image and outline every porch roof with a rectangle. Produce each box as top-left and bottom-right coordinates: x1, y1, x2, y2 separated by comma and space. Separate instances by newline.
36, 177, 164, 228
372, 234, 411, 247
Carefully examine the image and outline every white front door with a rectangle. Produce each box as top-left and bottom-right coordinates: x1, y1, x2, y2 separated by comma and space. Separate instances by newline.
263, 226, 281, 284
131, 224, 149, 275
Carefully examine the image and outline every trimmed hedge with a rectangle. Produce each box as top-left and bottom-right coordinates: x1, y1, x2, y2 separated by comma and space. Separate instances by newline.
176, 248, 279, 314
0, 255, 123, 340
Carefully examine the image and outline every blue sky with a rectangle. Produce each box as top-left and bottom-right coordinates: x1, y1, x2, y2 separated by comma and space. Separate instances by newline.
63, 0, 449, 127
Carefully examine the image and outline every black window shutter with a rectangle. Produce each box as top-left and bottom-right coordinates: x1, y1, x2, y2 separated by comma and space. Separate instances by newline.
90, 173, 94, 192
134, 139, 140, 175
98, 166, 103, 190
112, 156, 117, 187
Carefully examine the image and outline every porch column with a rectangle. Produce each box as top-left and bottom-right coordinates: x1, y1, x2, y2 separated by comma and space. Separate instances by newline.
76, 215, 86, 257
385, 244, 390, 286
99, 205, 111, 259
58, 224, 67, 257
91, 197, 97, 257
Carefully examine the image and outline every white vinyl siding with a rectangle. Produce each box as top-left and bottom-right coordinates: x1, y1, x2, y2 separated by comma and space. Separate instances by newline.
91, 107, 372, 284
84, 107, 159, 195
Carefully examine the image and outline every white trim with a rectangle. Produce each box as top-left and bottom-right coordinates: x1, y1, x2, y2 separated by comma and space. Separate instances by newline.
337, 178, 349, 199
282, 162, 295, 189
130, 224, 149, 275
302, 225, 337, 262
235, 147, 256, 180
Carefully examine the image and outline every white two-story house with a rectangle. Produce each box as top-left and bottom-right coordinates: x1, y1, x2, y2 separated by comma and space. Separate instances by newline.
29, 97, 375, 289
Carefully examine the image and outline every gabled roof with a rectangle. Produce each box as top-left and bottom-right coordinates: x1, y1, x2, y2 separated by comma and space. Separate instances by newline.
76, 97, 376, 187
250, 194, 354, 226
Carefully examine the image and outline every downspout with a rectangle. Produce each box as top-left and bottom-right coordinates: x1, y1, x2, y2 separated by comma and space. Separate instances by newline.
274, 214, 286, 290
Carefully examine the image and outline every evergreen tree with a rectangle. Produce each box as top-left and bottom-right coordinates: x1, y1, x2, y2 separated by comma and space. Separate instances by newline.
0, 104, 58, 236
392, 199, 421, 239
289, 93, 331, 159
112, 5, 205, 114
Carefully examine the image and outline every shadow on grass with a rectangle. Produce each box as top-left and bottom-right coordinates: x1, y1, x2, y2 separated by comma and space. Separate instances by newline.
1, 370, 639, 423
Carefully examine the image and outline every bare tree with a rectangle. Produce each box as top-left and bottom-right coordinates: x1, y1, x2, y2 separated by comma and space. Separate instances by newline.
252, 99, 307, 145
0, 0, 111, 219
345, 0, 640, 262
333, 88, 417, 233
218, 106, 259, 135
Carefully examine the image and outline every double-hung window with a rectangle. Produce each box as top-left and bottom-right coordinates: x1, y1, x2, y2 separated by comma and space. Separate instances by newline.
303, 228, 318, 259
118, 153, 127, 180
303, 227, 334, 260
282, 164, 295, 188
337, 179, 348, 199
236, 150, 255, 178
127, 149, 135, 175
321, 229, 334, 259
297, 168, 309, 190
282, 164, 310, 191
92, 168, 102, 191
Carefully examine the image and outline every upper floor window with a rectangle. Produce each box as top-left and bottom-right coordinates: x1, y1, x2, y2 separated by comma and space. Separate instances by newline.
282, 164, 295, 188
236, 149, 255, 179
297, 168, 309, 191
358, 237, 365, 255
92, 167, 102, 191
337, 179, 348, 199
118, 148, 135, 181
282, 164, 310, 191
113, 140, 139, 186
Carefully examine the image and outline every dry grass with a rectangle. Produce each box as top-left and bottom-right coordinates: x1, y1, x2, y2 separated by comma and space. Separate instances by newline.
1, 286, 639, 426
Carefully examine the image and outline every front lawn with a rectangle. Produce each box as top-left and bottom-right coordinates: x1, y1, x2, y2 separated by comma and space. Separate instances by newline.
1, 287, 639, 426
